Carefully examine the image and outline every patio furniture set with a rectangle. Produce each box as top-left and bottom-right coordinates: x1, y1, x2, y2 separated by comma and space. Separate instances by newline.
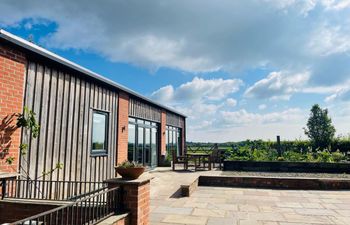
171, 148, 225, 171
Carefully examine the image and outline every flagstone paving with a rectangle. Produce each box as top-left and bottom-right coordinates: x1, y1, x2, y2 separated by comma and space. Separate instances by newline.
148, 168, 350, 225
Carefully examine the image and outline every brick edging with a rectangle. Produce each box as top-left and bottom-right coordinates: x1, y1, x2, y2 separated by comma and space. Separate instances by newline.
198, 175, 350, 190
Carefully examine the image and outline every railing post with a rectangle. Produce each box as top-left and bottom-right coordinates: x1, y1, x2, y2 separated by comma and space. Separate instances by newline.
104, 177, 151, 225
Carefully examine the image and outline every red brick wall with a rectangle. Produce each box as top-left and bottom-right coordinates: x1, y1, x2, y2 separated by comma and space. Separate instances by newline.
117, 91, 129, 165
0, 43, 26, 172
124, 183, 150, 225
114, 216, 130, 225
0, 201, 59, 223
107, 179, 150, 225
160, 111, 166, 157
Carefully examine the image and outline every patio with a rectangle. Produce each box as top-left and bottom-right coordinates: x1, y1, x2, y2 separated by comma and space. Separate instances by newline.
149, 168, 350, 225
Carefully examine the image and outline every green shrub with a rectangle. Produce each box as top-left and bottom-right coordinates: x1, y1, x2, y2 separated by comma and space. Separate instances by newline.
331, 150, 346, 162
282, 151, 306, 162
225, 145, 348, 163
315, 149, 333, 163
117, 160, 143, 168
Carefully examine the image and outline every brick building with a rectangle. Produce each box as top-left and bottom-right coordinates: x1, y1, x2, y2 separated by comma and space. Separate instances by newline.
0, 29, 186, 180
0, 28, 187, 225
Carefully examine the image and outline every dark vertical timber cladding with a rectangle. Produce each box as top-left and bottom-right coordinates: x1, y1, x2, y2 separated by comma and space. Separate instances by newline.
128, 98, 161, 122
21, 61, 119, 189
166, 112, 185, 128
166, 112, 186, 154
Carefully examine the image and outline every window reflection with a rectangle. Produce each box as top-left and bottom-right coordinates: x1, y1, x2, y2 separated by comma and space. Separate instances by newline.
92, 111, 108, 155
128, 117, 158, 167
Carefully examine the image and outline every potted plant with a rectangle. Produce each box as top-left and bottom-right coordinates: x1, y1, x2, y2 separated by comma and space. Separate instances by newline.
115, 161, 145, 179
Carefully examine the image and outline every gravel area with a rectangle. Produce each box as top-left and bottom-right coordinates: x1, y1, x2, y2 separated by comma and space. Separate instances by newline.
221, 171, 350, 179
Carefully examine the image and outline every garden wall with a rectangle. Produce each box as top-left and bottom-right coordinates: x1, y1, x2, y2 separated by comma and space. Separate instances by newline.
224, 160, 350, 173
199, 176, 350, 190
0, 200, 60, 223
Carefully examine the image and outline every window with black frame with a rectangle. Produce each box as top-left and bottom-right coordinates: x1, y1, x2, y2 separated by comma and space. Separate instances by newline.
91, 110, 109, 156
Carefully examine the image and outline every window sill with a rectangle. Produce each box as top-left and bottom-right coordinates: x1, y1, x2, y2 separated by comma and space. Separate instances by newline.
90, 152, 108, 157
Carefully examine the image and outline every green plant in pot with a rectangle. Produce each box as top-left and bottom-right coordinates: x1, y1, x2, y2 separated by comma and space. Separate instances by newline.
115, 161, 145, 180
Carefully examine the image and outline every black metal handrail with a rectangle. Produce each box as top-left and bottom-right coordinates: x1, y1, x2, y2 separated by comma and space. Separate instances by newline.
12, 186, 120, 225
4, 179, 107, 201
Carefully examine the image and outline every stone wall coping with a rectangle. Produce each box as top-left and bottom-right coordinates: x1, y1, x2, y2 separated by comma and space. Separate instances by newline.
1, 198, 69, 206
104, 175, 153, 186
0, 172, 20, 179
204, 175, 350, 181
97, 212, 130, 225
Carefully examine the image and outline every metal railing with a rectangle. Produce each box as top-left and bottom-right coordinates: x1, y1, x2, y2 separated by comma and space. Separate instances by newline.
4, 179, 107, 201
12, 186, 120, 225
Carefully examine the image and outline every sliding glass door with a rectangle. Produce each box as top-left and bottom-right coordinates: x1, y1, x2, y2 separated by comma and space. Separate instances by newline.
128, 118, 158, 167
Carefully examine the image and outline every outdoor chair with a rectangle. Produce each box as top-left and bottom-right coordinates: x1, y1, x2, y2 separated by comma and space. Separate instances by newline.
211, 148, 224, 169
172, 150, 189, 171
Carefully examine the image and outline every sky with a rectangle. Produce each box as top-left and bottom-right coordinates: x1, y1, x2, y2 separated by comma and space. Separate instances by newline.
1, 0, 350, 142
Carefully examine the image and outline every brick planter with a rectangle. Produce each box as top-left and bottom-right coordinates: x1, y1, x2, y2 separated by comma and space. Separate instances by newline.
224, 160, 350, 173
199, 175, 350, 190
105, 176, 151, 225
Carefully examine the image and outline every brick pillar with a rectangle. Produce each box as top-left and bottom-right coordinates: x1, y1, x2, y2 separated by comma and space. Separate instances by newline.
0, 43, 26, 172
106, 177, 150, 225
159, 111, 166, 164
117, 92, 129, 165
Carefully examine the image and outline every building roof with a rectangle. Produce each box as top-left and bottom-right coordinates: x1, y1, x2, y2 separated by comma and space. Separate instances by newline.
0, 29, 186, 118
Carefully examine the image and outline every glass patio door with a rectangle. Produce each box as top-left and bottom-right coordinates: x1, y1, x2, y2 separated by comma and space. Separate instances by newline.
128, 118, 159, 167
137, 127, 144, 163
151, 127, 158, 167
144, 127, 151, 166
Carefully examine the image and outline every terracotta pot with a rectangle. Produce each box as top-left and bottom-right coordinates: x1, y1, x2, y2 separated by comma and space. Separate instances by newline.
115, 167, 145, 179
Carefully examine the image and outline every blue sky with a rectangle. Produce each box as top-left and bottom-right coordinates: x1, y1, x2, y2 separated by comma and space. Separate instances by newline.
2, 0, 350, 142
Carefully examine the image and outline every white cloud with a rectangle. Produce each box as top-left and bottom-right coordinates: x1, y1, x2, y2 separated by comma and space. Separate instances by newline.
325, 87, 350, 102
219, 108, 304, 126
2, 0, 350, 141
150, 85, 174, 103
308, 25, 350, 56
244, 71, 310, 100
151, 77, 243, 103
1, 0, 350, 81
187, 107, 309, 142
258, 104, 267, 110
322, 0, 350, 10
226, 98, 237, 107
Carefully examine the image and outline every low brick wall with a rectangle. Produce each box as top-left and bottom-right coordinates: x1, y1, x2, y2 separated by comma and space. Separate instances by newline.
224, 160, 350, 173
0, 200, 61, 223
105, 176, 150, 225
199, 175, 350, 190
181, 177, 198, 197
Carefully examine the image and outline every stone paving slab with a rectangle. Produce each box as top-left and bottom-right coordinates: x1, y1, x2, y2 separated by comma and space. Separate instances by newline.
148, 168, 350, 225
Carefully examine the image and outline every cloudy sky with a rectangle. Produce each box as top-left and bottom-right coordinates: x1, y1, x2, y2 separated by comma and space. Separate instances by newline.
2, 0, 350, 142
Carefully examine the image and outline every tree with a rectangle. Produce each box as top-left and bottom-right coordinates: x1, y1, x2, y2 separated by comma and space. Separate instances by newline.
304, 104, 336, 150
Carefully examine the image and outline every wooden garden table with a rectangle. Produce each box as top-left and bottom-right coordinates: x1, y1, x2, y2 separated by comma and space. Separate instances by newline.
186, 153, 212, 171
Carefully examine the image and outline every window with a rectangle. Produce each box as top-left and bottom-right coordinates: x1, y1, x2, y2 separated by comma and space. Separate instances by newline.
166, 125, 182, 157
92, 110, 109, 155
128, 123, 136, 160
